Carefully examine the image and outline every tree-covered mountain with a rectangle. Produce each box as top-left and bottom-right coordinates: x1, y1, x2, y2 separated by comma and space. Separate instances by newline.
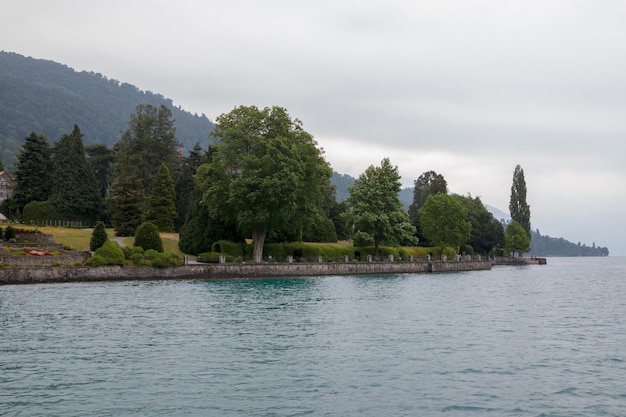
0, 51, 214, 170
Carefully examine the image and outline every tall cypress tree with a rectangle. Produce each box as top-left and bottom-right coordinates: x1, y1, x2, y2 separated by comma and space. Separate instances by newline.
110, 174, 144, 236
50, 125, 103, 224
11, 132, 53, 213
509, 164, 531, 239
145, 163, 177, 232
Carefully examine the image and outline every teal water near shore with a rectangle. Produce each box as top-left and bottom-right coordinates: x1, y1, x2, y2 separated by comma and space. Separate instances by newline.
1, 257, 625, 416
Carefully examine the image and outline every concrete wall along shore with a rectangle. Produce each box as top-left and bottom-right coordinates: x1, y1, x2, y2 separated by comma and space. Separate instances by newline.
0, 259, 492, 285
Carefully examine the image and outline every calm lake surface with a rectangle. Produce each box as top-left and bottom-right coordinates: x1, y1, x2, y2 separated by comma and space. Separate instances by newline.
2, 257, 626, 416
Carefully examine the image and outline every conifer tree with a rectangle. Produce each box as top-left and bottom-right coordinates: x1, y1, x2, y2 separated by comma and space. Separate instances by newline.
110, 175, 144, 236
509, 164, 531, 239
50, 125, 103, 224
89, 221, 108, 251
11, 132, 53, 213
145, 163, 177, 232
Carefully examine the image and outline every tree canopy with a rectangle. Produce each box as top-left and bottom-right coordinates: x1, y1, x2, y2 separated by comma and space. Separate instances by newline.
196, 105, 333, 262
145, 163, 177, 232
504, 221, 531, 256
346, 158, 417, 257
455, 194, 504, 255
419, 193, 471, 253
9, 132, 53, 213
509, 164, 531, 239
408, 170, 448, 245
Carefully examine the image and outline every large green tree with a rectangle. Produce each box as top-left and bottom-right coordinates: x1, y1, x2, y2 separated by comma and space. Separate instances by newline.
346, 158, 417, 257
145, 163, 177, 232
196, 105, 332, 263
110, 174, 144, 236
10, 132, 53, 213
504, 220, 531, 256
419, 193, 471, 254
455, 194, 505, 255
49, 125, 103, 224
408, 170, 448, 245
85, 143, 114, 199
509, 164, 531, 239
112, 104, 181, 196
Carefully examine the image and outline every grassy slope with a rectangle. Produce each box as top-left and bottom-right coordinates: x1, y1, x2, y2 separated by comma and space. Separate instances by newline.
19, 226, 184, 255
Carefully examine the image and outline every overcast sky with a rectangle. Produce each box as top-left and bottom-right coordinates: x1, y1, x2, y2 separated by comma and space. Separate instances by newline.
2, 0, 625, 254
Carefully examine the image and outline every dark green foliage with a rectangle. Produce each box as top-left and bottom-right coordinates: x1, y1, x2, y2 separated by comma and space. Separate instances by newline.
134, 222, 163, 253
455, 194, 505, 255
10, 132, 53, 213
509, 165, 531, 239
22, 201, 60, 224
197, 105, 333, 263
346, 158, 417, 257
85, 144, 114, 199
419, 193, 472, 253
0, 51, 213, 167
4, 225, 14, 241
113, 104, 181, 197
530, 229, 609, 256
145, 163, 177, 232
110, 174, 144, 236
93, 241, 125, 266
150, 252, 183, 268
89, 221, 108, 251
408, 171, 448, 245
49, 125, 103, 225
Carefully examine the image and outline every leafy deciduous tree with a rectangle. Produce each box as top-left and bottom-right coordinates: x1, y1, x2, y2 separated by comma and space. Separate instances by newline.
419, 193, 471, 254
346, 158, 417, 257
504, 220, 531, 256
455, 194, 504, 255
196, 105, 332, 262
408, 170, 448, 245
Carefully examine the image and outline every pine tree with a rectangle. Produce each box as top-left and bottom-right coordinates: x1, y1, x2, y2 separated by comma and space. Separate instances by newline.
110, 175, 144, 236
11, 132, 53, 212
145, 163, 177, 232
113, 104, 181, 197
49, 125, 103, 224
509, 164, 531, 239
89, 221, 108, 251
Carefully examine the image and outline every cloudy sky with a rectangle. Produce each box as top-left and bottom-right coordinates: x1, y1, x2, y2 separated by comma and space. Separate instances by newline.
3, 0, 625, 254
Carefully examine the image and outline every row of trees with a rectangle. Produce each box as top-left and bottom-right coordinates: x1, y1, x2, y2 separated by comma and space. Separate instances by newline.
3, 102, 531, 260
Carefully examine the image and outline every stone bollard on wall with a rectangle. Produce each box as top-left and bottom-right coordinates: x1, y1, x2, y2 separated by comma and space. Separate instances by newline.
388, 254, 394, 262
441, 254, 447, 261
367, 255, 373, 262
344, 255, 349, 262
317, 255, 323, 263
287, 255, 293, 263
219, 255, 226, 264
409, 255, 414, 262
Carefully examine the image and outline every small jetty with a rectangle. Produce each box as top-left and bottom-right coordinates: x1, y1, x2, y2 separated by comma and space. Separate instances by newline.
493, 256, 547, 266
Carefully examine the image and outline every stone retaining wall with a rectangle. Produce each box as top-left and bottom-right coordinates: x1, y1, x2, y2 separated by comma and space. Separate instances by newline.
0, 260, 492, 285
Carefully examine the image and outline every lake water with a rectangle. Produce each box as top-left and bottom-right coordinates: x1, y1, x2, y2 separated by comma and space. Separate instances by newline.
1, 257, 626, 416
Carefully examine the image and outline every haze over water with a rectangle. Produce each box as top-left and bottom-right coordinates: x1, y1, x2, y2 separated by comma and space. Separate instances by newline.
2, 257, 625, 416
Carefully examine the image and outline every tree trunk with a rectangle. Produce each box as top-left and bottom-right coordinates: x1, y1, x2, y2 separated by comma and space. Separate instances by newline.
252, 227, 267, 263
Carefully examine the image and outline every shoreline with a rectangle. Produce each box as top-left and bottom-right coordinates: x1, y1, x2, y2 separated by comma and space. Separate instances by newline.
0, 260, 493, 285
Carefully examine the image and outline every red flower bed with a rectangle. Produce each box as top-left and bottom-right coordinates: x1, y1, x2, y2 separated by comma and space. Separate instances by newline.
23, 249, 53, 256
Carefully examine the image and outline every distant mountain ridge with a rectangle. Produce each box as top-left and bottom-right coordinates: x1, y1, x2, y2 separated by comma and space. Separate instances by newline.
0, 51, 214, 168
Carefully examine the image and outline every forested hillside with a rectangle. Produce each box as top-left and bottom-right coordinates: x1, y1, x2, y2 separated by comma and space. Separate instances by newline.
0, 51, 214, 170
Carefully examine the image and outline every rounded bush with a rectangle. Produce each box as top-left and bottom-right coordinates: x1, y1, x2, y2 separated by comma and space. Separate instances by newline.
85, 255, 106, 267
90, 221, 108, 251
94, 241, 125, 266
134, 222, 163, 253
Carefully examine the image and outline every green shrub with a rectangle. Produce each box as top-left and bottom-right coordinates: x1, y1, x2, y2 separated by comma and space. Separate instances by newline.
22, 201, 60, 224
4, 225, 15, 241
93, 241, 125, 266
89, 221, 108, 251
134, 222, 163, 253
85, 255, 106, 266
143, 249, 159, 260
211, 240, 247, 258
151, 252, 183, 268
198, 251, 228, 263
